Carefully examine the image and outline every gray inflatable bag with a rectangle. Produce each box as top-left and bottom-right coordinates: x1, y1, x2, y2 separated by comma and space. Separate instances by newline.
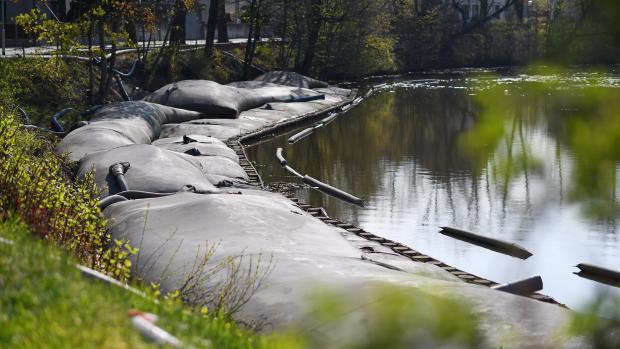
143, 80, 322, 118
253, 71, 328, 88
78, 144, 219, 197
143, 80, 254, 118
57, 102, 202, 161
153, 136, 239, 162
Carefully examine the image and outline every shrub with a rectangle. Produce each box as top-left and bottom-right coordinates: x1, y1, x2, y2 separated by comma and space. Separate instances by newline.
0, 58, 89, 125
0, 108, 134, 280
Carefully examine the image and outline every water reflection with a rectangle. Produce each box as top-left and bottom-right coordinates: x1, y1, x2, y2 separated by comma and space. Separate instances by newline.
246, 73, 620, 309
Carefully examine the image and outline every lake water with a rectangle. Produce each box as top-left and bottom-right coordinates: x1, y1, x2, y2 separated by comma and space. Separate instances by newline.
246, 70, 620, 310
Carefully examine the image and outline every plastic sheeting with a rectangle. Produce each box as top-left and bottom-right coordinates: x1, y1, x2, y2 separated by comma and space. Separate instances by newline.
143, 80, 321, 118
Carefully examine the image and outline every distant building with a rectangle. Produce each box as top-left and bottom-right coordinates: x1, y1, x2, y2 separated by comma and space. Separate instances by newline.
1, 0, 249, 47
448, 0, 526, 22
2, 1, 70, 46
185, 0, 250, 41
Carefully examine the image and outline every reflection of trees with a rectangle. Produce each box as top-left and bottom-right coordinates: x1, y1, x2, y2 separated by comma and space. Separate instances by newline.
462, 80, 620, 221
404, 88, 477, 175
248, 77, 620, 234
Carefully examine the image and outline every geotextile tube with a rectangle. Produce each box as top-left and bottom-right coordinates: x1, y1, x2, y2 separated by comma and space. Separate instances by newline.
439, 227, 533, 259
57, 102, 203, 161
253, 71, 329, 88
78, 144, 220, 198
492, 275, 544, 296
143, 80, 322, 118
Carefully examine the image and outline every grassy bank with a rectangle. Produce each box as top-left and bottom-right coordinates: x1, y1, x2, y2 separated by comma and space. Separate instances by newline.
0, 218, 299, 348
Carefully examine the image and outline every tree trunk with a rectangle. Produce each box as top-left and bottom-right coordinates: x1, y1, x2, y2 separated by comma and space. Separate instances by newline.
298, 0, 322, 74
170, 0, 186, 48
217, 0, 229, 43
96, 20, 108, 104
205, 0, 219, 56
88, 18, 94, 104
243, 0, 260, 79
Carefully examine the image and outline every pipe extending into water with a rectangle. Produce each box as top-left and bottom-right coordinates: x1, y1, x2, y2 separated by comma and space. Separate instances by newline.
287, 112, 340, 144
288, 128, 314, 144
575, 263, 620, 287
492, 275, 543, 296
276, 148, 364, 207
439, 227, 533, 259
302, 175, 364, 207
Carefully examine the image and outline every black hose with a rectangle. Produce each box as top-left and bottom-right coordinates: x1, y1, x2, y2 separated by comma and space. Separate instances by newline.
114, 73, 131, 101
99, 195, 129, 210
287, 95, 326, 103
109, 162, 131, 192
50, 108, 75, 133
99, 191, 178, 210
276, 148, 362, 206
302, 175, 364, 207
115, 190, 176, 200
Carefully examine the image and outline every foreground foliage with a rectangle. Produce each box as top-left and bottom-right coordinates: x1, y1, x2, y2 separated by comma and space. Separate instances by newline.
459, 68, 620, 219
0, 109, 133, 279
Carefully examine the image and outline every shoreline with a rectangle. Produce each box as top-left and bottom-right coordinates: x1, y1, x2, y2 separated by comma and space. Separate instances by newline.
225, 86, 565, 308
55, 75, 578, 347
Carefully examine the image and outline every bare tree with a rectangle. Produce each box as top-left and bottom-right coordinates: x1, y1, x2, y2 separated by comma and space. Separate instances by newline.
205, 0, 219, 56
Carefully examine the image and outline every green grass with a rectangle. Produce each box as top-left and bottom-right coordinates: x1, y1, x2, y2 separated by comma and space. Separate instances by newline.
0, 218, 295, 349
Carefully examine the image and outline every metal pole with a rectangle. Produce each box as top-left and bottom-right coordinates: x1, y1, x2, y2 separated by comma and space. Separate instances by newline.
1, 0, 6, 55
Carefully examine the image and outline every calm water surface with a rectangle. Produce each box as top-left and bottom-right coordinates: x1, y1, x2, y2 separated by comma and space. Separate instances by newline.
246, 71, 620, 309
